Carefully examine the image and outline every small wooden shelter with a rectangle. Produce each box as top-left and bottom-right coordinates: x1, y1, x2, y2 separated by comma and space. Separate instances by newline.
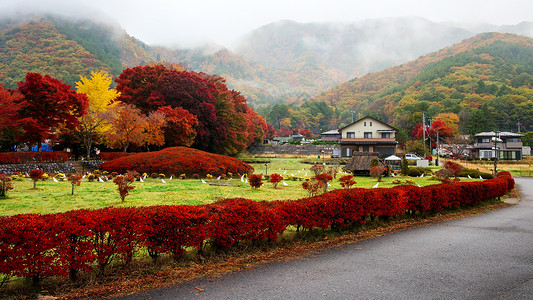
342, 152, 383, 176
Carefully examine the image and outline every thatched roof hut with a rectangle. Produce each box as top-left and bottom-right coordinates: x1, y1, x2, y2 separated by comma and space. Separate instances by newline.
343, 152, 383, 175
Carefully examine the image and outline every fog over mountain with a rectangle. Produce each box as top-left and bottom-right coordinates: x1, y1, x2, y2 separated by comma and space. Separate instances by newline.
1, 5, 533, 106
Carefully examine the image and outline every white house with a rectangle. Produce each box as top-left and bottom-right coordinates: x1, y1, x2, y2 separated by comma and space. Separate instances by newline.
338, 116, 399, 158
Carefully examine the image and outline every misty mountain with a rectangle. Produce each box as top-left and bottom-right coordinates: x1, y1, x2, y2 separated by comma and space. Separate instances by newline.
311, 32, 533, 133
1, 13, 533, 110
0, 14, 154, 88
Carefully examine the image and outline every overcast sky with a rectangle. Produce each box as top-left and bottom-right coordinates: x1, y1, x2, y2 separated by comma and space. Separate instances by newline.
2, 0, 532, 47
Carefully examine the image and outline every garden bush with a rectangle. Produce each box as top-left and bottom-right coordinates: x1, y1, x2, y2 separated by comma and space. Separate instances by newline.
0, 177, 513, 288
0, 151, 69, 164
99, 147, 253, 177
407, 167, 432, 177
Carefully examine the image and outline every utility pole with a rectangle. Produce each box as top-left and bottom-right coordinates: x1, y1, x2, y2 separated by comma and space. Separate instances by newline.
493, 130, 497, 176
422, 112, 426, 157
436, 129, 440, 166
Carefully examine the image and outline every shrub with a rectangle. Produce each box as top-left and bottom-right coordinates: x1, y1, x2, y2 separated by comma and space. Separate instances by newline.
150, 173, 158, 179
339, 175, 356, 188
97, 152, 134, 161
113, 174, 135, 202
68, 174, 82, 195
314, 173, 333, 192
248, 174, 263, 189
0, 174, 13, 198
269, 173, 283, 188
370, 166, 387, 182
87, 174, 95, 182
408, 167, 432, 177
99, 147, 253, 178
302, 179, 324, 196
401, 157, 409, 175
443, 161, 464, 178
29, 169, 44, 189
310, 164, 325, 176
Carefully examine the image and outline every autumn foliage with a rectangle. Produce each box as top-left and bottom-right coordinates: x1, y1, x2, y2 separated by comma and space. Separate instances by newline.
269, 173, 283, 188
99, 147, 253, 177
248, 174, 263, 189
113, 174, 135, 202
0, 177, 513, 287
16, 73, 88, 150
115, 64, 267, 155
0, 174, 13, 198
339, 175, 356, 188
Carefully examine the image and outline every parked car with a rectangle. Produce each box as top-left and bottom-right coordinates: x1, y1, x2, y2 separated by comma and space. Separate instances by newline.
405, 154, 421, 160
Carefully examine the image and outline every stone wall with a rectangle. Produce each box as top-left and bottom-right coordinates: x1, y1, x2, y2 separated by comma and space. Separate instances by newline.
0, 163, 76, 175
247, 144, 340, 157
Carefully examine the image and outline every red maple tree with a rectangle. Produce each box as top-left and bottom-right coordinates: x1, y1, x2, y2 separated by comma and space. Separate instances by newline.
16, 73, 88, 150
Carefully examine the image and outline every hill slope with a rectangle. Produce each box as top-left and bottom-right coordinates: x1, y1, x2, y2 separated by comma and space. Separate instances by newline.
0, 15, 154, 88
312, 32, 533, 133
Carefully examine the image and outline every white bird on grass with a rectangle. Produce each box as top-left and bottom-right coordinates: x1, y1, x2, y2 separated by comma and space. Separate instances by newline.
139, 177, 144, 182
373, 182, 379, 188
468, 175, 472, 179
283, 181, 288, 186
52, 177, 58, 183
98, 177, 104, 183
420, 173, 424, 178
161, 179, 166, 184
479, 175, 483, 179
216, 176, 221, 180
169, 176, 173, 180
201, 179, 207, 184
241, 175, 245, 182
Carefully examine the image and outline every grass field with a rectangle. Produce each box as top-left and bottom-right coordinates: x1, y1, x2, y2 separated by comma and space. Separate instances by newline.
0, 158, 488, 216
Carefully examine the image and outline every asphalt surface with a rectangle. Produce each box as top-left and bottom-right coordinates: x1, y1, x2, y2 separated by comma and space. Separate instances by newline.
117, 178, 533, 300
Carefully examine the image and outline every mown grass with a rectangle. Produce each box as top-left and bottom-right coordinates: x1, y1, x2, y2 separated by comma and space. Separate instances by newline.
0, 158, 486, 216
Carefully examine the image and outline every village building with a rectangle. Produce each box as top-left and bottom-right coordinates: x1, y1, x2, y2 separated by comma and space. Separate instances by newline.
473, 131, 525, 160
338, 116, 399, 158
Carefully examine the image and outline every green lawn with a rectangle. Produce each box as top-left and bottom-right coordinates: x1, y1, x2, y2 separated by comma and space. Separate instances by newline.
0, 158, 485, 216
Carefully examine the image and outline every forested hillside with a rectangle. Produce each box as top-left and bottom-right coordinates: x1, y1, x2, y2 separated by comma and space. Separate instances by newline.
0, 15, 154, 88
312, 33, 533, 134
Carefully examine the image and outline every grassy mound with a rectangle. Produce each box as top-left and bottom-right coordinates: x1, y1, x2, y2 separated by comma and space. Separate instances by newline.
99, 147, 253, 177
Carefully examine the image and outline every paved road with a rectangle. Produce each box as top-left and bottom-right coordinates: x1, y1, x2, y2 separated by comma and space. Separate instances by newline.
118, 178, 533, 300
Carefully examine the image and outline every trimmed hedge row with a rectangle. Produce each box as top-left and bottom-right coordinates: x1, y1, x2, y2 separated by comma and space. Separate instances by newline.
0, 177, 513, 285
99, 147, 253, 177
0, 151, 69, 164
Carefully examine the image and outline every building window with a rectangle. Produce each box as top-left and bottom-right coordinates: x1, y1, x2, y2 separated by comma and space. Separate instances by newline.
506, 137, 521, 143
478, 138, 490, 143
479, 150, 494, 159
381, 132, 391, 138
362, 146, 370, 152
364, 122, 367, 126
370, 121, 373, 126
364, 132, 372, 138
347, 132, 355, 138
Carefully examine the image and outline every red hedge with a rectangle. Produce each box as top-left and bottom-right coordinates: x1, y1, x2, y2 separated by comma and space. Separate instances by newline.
97, 152, 134, 161
0, 151, 69, 164
99, 147, 253, 177
0, 178, 513, 283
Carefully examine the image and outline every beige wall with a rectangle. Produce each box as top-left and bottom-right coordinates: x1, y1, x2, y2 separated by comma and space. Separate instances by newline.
341, 117, 395, 139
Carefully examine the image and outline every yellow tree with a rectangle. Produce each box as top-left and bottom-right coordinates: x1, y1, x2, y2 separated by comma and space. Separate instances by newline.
433, 112, 460, 135
75, 71, 120, 158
